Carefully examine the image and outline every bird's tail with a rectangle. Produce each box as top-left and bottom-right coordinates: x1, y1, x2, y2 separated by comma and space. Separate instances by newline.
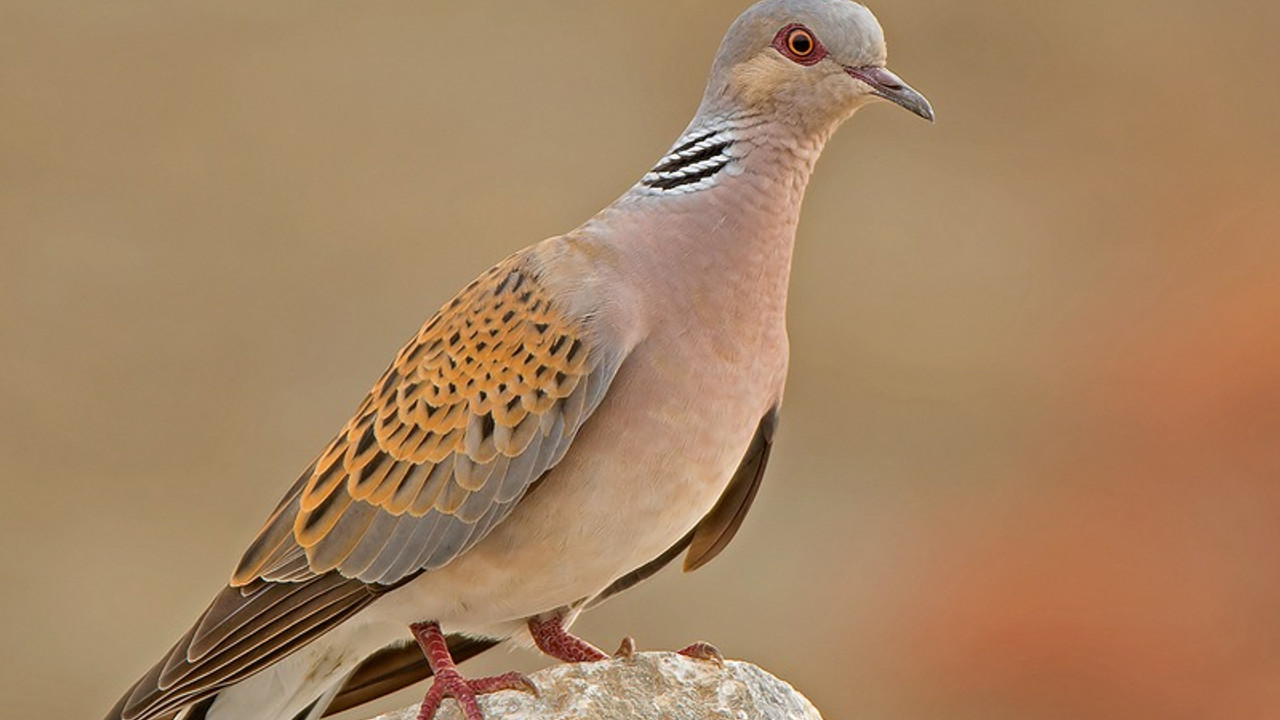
104, 634, 500, 720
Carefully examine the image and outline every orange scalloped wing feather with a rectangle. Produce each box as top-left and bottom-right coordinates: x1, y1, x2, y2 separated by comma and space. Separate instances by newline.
232, 253, 618, 587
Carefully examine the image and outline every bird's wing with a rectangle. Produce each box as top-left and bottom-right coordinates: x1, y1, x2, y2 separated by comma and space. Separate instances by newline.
234, 249, 621, 587
683, 406, 778, 571
110, 250, 626, 720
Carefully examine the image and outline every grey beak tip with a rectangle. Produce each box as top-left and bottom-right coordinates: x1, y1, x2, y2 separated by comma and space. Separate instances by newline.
884, 91, 935, 123
849, 66, 935, 124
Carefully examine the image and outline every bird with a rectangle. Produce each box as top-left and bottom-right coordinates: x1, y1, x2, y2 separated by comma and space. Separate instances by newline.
105, 1, 932, 719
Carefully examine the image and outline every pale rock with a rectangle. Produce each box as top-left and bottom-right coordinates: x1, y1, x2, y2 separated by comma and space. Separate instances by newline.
367, 652, 823, 720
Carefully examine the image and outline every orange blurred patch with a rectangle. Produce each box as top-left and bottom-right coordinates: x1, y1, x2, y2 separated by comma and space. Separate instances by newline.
887, 189, 1280, 720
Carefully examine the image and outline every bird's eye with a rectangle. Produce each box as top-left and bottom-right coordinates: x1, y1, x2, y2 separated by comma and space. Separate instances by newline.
772, 24, 826, 65
787, 28, 814, 56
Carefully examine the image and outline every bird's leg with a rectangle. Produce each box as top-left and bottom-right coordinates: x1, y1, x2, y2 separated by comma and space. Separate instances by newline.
410, 621, 537, 720
527, 613, 610, 663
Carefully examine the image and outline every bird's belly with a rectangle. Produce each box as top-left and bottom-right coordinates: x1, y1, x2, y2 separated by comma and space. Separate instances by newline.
370, 338, 783, 637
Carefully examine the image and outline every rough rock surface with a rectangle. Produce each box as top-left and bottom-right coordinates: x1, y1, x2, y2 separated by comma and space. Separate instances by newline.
367, 652, 823, 720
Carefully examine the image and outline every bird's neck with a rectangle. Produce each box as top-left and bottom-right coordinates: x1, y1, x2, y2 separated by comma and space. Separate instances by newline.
595, 110, 837, 327
636, 110, 835, 198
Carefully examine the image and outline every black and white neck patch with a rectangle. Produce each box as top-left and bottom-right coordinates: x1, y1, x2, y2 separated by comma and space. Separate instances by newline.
641, 127, 737, 193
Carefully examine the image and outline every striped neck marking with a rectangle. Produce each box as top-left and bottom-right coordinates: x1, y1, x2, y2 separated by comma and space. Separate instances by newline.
641, 128, 736, 193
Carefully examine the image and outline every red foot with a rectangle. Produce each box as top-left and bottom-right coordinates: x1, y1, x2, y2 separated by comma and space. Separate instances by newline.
525, 614, 724, 670
527, 614, 609, 663
410, 621, 537, 720
678, 641, 725, 666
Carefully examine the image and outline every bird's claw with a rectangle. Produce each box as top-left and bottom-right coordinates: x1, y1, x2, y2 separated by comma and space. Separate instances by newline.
415, 669, 537, 720
614, 636, 637, 659
677, 641, 725, 667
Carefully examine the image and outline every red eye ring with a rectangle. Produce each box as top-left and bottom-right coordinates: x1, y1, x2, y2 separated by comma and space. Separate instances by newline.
772, 24, 827, 66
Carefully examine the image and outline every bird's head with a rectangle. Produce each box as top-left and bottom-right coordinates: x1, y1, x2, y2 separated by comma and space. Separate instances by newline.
702, 0, 933, 132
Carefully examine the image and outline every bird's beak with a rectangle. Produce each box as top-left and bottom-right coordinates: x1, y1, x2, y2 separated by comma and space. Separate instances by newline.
846, 65, 935, 122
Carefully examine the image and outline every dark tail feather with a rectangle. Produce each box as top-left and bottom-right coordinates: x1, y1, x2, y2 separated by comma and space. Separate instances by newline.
321, 634, 501, 717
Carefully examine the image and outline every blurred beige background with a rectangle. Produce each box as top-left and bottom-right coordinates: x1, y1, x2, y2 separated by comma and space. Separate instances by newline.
4, 1, 1280, 719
